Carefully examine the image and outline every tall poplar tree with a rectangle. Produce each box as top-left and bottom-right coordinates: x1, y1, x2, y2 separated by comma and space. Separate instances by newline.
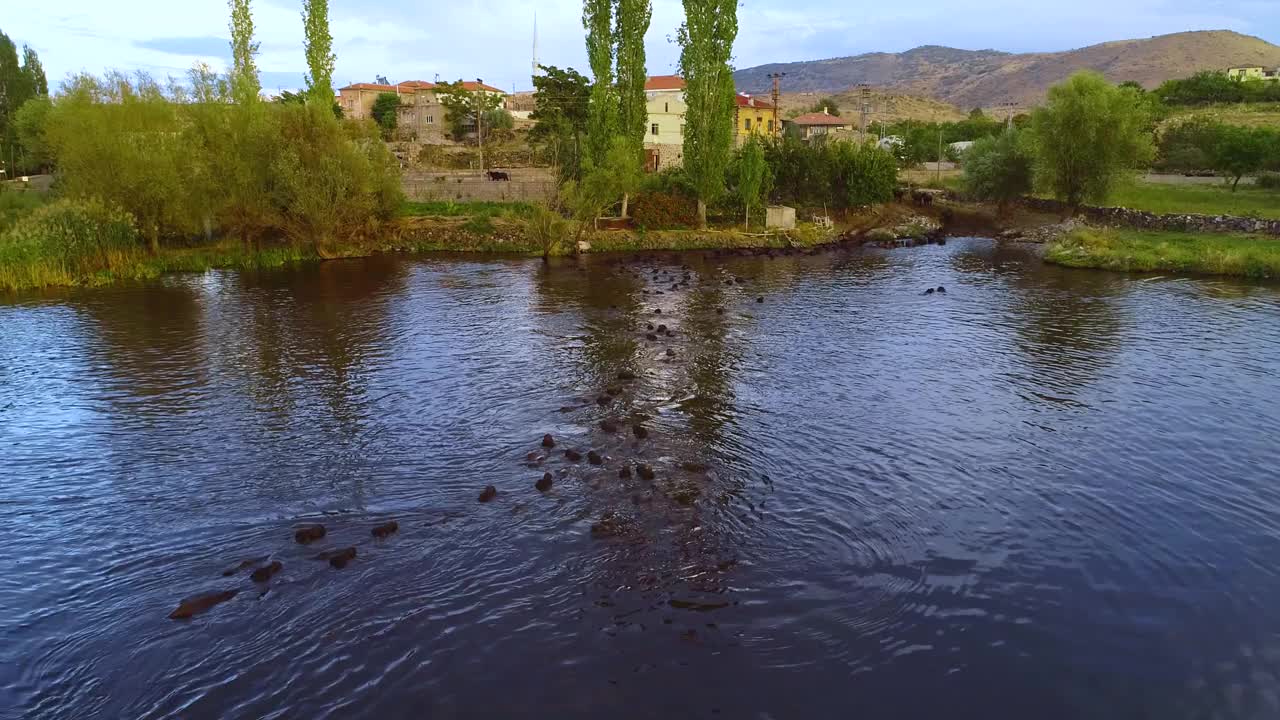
582, 0, 616, 169
228, 0, 261, 105
677, 0, 737, 228
613, 0, 651, 218
302, 0, 336, 108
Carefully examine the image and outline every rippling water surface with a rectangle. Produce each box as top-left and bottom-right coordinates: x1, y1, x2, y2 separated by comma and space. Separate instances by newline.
3, 239, 1280, 719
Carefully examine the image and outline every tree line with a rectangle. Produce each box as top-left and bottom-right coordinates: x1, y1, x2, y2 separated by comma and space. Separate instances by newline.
0, 30, 49, 175
1, 0, 400, 261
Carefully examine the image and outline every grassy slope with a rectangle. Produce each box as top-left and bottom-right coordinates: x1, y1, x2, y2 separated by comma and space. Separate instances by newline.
1046, 227, 1280, 278
1106, 182, 1280, 220
1164, 103, 1280, 130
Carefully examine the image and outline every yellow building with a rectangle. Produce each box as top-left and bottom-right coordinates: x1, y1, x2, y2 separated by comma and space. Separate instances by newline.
643, 75, 687, 170
1227, 67, 1280, 82
734, 93, 778, 143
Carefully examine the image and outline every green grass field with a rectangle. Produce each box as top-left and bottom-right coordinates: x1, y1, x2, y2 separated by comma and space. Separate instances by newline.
1165, 103, 1280, 130
1105, 182, 1280, 220
1046, 227, 1280, 278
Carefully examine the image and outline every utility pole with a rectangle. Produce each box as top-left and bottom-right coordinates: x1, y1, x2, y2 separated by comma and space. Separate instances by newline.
1002, 101, 1017, 131
936, 125, 943, 185
768, 72, 786, 139
859, 84, 871, 144
476, 78, 485, 171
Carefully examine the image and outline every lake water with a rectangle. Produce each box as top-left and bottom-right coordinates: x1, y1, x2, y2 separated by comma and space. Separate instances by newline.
3, 239, 1280, 719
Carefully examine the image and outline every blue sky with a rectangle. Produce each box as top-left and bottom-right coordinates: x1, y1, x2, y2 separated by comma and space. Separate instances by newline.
4, 0, 1277, 94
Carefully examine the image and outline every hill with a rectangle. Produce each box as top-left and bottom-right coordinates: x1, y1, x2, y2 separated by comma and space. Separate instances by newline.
735, 30, 1280, 110
775, 89, 968, 125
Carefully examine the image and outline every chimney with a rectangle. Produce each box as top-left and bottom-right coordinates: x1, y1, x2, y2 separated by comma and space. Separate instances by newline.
823, 106, 828, 115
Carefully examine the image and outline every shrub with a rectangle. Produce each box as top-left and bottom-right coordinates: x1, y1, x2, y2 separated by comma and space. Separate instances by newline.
963, 130, 1034, 211
0, 197, 139, 289
630, 191, 699, 229
830, 141, 897, 208
1257, 172, 1280, 190
523, 203, 570, 258
0, 188, 47, 234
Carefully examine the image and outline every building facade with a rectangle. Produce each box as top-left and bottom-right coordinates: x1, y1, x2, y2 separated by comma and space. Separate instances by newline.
783, 110, 853, 140
337, 80, 509, 142
1227, 67, 1280, 82
643, 75, 687, 171
734, 93, 777, 143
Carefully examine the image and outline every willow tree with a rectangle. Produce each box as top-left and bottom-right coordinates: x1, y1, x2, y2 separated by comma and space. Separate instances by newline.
302, 0, 335, 108
614, 0, 651, 218
678, 0, 737, 228
228, 0, 261, 105
582, 0, 616, 169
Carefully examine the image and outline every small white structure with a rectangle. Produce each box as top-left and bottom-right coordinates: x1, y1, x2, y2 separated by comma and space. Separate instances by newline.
766, 205, 796, 230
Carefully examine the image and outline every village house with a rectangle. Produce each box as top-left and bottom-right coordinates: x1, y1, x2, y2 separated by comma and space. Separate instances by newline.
1227, 66, 1280, 82
734, 93, 778, 143
783, 109, 853, 141
337, 79, 509, 142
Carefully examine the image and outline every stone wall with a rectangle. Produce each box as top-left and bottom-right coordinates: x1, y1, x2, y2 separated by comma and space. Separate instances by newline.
1021, 198, 1280, 237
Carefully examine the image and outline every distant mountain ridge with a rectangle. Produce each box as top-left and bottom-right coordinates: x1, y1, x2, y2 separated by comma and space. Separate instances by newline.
734, 31, 1280, 109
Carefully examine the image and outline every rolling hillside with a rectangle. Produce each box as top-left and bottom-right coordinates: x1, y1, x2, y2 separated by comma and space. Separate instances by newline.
735, 30, 1280, 110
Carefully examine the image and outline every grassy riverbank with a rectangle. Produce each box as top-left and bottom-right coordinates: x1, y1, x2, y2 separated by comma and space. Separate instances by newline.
1046, 227, 1280, 278
1107, 182, 1280, 220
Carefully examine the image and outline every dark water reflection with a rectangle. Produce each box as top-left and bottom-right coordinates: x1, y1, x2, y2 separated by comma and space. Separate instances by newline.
3, 239, 1280, 719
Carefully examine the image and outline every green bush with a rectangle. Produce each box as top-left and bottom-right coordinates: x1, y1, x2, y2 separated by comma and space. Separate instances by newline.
0, 197, 139, 289
630, 191, 699, 229
1257, 172, 1280, 190
0, 188, 47, 234
830, 142, 897, 207
963, 130, 1034, 209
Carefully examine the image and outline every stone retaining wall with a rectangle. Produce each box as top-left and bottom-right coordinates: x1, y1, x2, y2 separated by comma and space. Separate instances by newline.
1021, 197, 1280, 237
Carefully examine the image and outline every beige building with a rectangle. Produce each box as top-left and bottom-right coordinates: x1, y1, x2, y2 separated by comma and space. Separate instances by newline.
1226, 66, 1280, 82
644, 75, 687, 171
338, 79, 509, 142
784, 109, 853, 141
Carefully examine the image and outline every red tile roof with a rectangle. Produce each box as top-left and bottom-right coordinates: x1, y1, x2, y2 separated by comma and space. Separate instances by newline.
790, 112, 851, 126
645, 75, 685, 91
456, 81, 507, 94
735, 93, 774, 110
339, 80, 436, 92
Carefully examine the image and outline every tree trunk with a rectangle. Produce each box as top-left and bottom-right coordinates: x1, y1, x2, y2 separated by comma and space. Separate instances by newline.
621, 193, 629, 220
744, 205, 749, 231
697, 200, 707, 230
1232, 175, 1242, 192
148, 226, 160, 255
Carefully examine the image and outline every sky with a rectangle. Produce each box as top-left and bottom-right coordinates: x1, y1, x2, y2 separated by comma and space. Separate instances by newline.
3, 0, 1278, 94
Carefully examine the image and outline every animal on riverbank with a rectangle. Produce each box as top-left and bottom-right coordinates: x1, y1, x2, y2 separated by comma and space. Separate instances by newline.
486, 170, 510, 181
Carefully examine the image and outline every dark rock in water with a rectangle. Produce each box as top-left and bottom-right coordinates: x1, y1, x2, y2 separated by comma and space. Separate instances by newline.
937, 286, 947, 294
479, 485, 498, 502
542, 434, 556, 448
632, 424, 649, 440
924, 288, 935, 295
564, 449, 583, 462
294, 524, 326, 544
588, 450, 603, 465
716, 308, 724, 315
669, 481, 701, 506
646, 333, 658, 341
618, 464, 632, 479
653, 308, 662, 315
525, 451, 542, 463
617, 370, 638, 381
605, 385, 622, 397
597, 395, 613, 407
250, 561, 283, 583
221, 556, 269, 577
665, 348, 676, 357
655, 290, 664, 295
756, 296, 764, 303
328, 547, 357, 569
657, 324, 668, 333
590, 510, 633, 538
637, 463, 656, 480
169, 590, 238, 620
536, 472, 554, 491
681, 461, 709, 474
600, 419, 619, 433
371, 521, 399, 538
646, 323, 655, 331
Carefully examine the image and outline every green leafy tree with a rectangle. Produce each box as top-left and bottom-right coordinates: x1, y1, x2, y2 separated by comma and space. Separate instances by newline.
1029, 71, 1155, 212
614, 0, 652, 219
963, 129, 1034, 213
829, 140, 897, 208
1156, 117, 1222, 173
301, 0, 335, 108
1213, 125, 1274, 191
13, 95, 53, 172
677, 0, 738, 228
809, 97, 841, 117
734, 137, 767, 228
529, 65, 591, 180
228, 0, 261, 105
582, 0, 617, 168
371, 92, 401, 134
435, 81, 504, 143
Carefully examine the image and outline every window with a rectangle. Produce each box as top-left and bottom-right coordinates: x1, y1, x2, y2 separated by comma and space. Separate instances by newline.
745, 118, 752, 130
767, 120, 774, 132
680, 124, 685, 135
651, 123, 659, 136
426, 115, 434, 124
757, 117, 763, 128
664, 102, 669, 113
